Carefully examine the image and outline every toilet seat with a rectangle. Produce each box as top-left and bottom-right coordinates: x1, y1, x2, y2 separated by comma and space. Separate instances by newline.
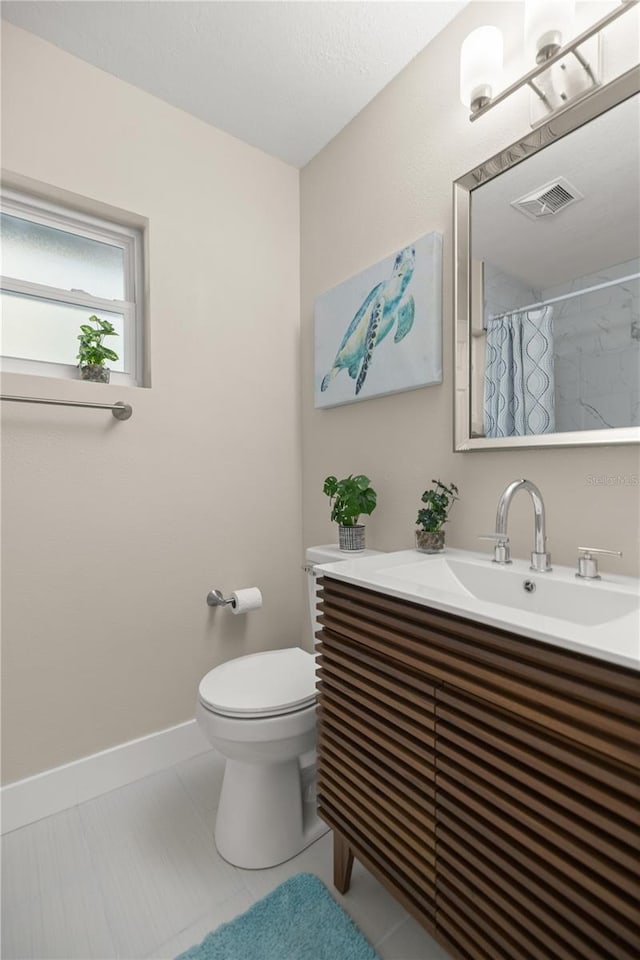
198, 647, 316, 719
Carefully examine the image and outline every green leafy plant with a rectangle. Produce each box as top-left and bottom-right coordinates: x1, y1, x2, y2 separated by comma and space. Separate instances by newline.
416, 480, 459, 532
77, 315, 119, 368
323, 474, 377, 527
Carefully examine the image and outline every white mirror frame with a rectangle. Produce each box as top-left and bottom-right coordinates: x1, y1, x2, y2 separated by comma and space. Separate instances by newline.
453, 65, 640, 452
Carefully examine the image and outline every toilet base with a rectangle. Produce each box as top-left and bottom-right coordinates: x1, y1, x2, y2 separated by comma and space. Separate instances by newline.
214, 754, 329, 869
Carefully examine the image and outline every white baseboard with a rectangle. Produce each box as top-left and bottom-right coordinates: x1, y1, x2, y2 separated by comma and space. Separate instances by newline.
1, 719, 210, 834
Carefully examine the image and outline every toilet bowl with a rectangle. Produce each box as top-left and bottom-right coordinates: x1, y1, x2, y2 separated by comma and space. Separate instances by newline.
196, 648, 322, 868
196, 545, 380, 869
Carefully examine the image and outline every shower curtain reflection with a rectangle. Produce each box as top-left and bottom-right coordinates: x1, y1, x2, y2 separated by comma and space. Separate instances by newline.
484, 306, 555, 438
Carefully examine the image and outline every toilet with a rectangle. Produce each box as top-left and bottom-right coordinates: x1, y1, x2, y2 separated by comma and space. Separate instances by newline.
196, 545, 380, 869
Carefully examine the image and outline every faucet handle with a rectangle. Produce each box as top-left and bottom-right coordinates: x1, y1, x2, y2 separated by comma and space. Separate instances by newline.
576, 547, 622, 580
478, 533, 511, 564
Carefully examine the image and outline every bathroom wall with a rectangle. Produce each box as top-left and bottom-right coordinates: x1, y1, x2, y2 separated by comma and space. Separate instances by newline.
1, 23, 301, 784
3, 5, 639, 787
301, 2, 640, 576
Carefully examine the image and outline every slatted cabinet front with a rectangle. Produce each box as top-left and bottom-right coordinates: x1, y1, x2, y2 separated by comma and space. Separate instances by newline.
436, 687, 639, 960
315, 576, 640, 960
316, 586, 438, 928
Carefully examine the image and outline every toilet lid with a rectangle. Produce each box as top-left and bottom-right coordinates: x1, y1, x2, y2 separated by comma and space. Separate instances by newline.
198, 648, 317, 718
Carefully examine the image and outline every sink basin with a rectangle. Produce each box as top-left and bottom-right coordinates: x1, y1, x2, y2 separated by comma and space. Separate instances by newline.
317, 548, 640, 669
385, 555, 638, 627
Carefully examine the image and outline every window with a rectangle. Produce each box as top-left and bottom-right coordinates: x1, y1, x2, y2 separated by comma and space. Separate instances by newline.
1, 189, 144, 386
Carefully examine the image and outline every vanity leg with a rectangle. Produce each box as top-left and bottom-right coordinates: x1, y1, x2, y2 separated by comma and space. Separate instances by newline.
333, 830, 354, 893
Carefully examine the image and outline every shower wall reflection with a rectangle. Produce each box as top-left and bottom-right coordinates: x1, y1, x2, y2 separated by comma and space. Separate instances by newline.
482, 259, 640, 435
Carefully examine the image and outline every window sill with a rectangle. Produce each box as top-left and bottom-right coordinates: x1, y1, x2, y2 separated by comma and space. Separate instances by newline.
0, 369, 149, 407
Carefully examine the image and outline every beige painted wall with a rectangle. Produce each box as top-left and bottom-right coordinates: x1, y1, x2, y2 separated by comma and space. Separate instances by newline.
1, 23, 302, 784
301, 2, 640, 575
2, 5, 639, 786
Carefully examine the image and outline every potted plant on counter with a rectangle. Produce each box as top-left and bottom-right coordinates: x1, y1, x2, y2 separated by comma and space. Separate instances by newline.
416, 479, 459, 553
323, 474, 377, 551
77, 315, 119, 383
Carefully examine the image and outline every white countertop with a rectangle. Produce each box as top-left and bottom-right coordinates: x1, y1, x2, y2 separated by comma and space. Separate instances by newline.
316, 548, 640, 671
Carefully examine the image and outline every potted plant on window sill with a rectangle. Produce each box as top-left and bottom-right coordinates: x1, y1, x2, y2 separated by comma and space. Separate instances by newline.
323, 474, 377, 551
77, 315, 119, 384
416, 479, 459, 553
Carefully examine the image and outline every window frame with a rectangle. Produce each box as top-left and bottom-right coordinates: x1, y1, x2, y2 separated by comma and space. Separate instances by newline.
1, 188, 144, 387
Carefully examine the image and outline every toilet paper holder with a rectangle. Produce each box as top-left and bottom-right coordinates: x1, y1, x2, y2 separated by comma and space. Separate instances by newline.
206, 589, 235, 608
206, 586, 263, 614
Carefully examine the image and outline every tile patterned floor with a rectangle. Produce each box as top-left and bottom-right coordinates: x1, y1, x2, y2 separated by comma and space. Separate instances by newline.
1, 750, 452, 959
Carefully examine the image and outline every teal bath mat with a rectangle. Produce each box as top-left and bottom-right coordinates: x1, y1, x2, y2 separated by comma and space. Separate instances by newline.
176, 872, 381, 960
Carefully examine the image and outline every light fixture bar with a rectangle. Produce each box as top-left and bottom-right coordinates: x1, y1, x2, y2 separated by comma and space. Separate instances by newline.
470, 0, 638, 121
528, 79, 552, 109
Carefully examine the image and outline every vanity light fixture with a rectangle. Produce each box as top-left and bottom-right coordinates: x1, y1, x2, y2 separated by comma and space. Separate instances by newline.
460, 0, 638, 122
459, 26, 503, 114
524, 0, 576, 64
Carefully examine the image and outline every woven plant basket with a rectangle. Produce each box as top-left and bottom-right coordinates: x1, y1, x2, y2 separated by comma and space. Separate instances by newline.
338, 524, 365, 552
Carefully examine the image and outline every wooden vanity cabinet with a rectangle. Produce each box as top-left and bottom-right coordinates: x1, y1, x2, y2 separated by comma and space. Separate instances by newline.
315, 576, 640, 960
316, 621, 438, 924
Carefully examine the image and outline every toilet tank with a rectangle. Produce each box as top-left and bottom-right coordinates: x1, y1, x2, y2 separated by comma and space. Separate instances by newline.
305, 544, 382, 645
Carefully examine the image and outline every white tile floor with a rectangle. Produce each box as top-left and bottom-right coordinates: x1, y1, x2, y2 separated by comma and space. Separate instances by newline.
1, 749, 452, 960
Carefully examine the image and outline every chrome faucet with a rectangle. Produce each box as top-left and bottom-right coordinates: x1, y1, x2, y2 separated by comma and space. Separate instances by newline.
489, 479, 552, 572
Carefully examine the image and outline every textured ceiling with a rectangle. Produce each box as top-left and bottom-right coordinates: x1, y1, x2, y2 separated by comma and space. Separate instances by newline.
2, 1, 466, 168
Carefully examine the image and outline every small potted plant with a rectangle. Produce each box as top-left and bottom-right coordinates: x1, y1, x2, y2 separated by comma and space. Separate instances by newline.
323, 474, 377, 551
416, 480, 459, 553
77, 315, 119, 383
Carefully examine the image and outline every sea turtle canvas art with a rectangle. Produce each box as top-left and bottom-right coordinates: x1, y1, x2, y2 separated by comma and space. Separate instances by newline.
314, 232, 443, 408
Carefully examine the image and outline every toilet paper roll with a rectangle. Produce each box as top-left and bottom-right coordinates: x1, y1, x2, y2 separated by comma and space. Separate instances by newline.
230, 587, 263, 614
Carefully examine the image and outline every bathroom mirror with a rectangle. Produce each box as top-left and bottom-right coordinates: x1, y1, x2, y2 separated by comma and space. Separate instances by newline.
454, 67, 640, 450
